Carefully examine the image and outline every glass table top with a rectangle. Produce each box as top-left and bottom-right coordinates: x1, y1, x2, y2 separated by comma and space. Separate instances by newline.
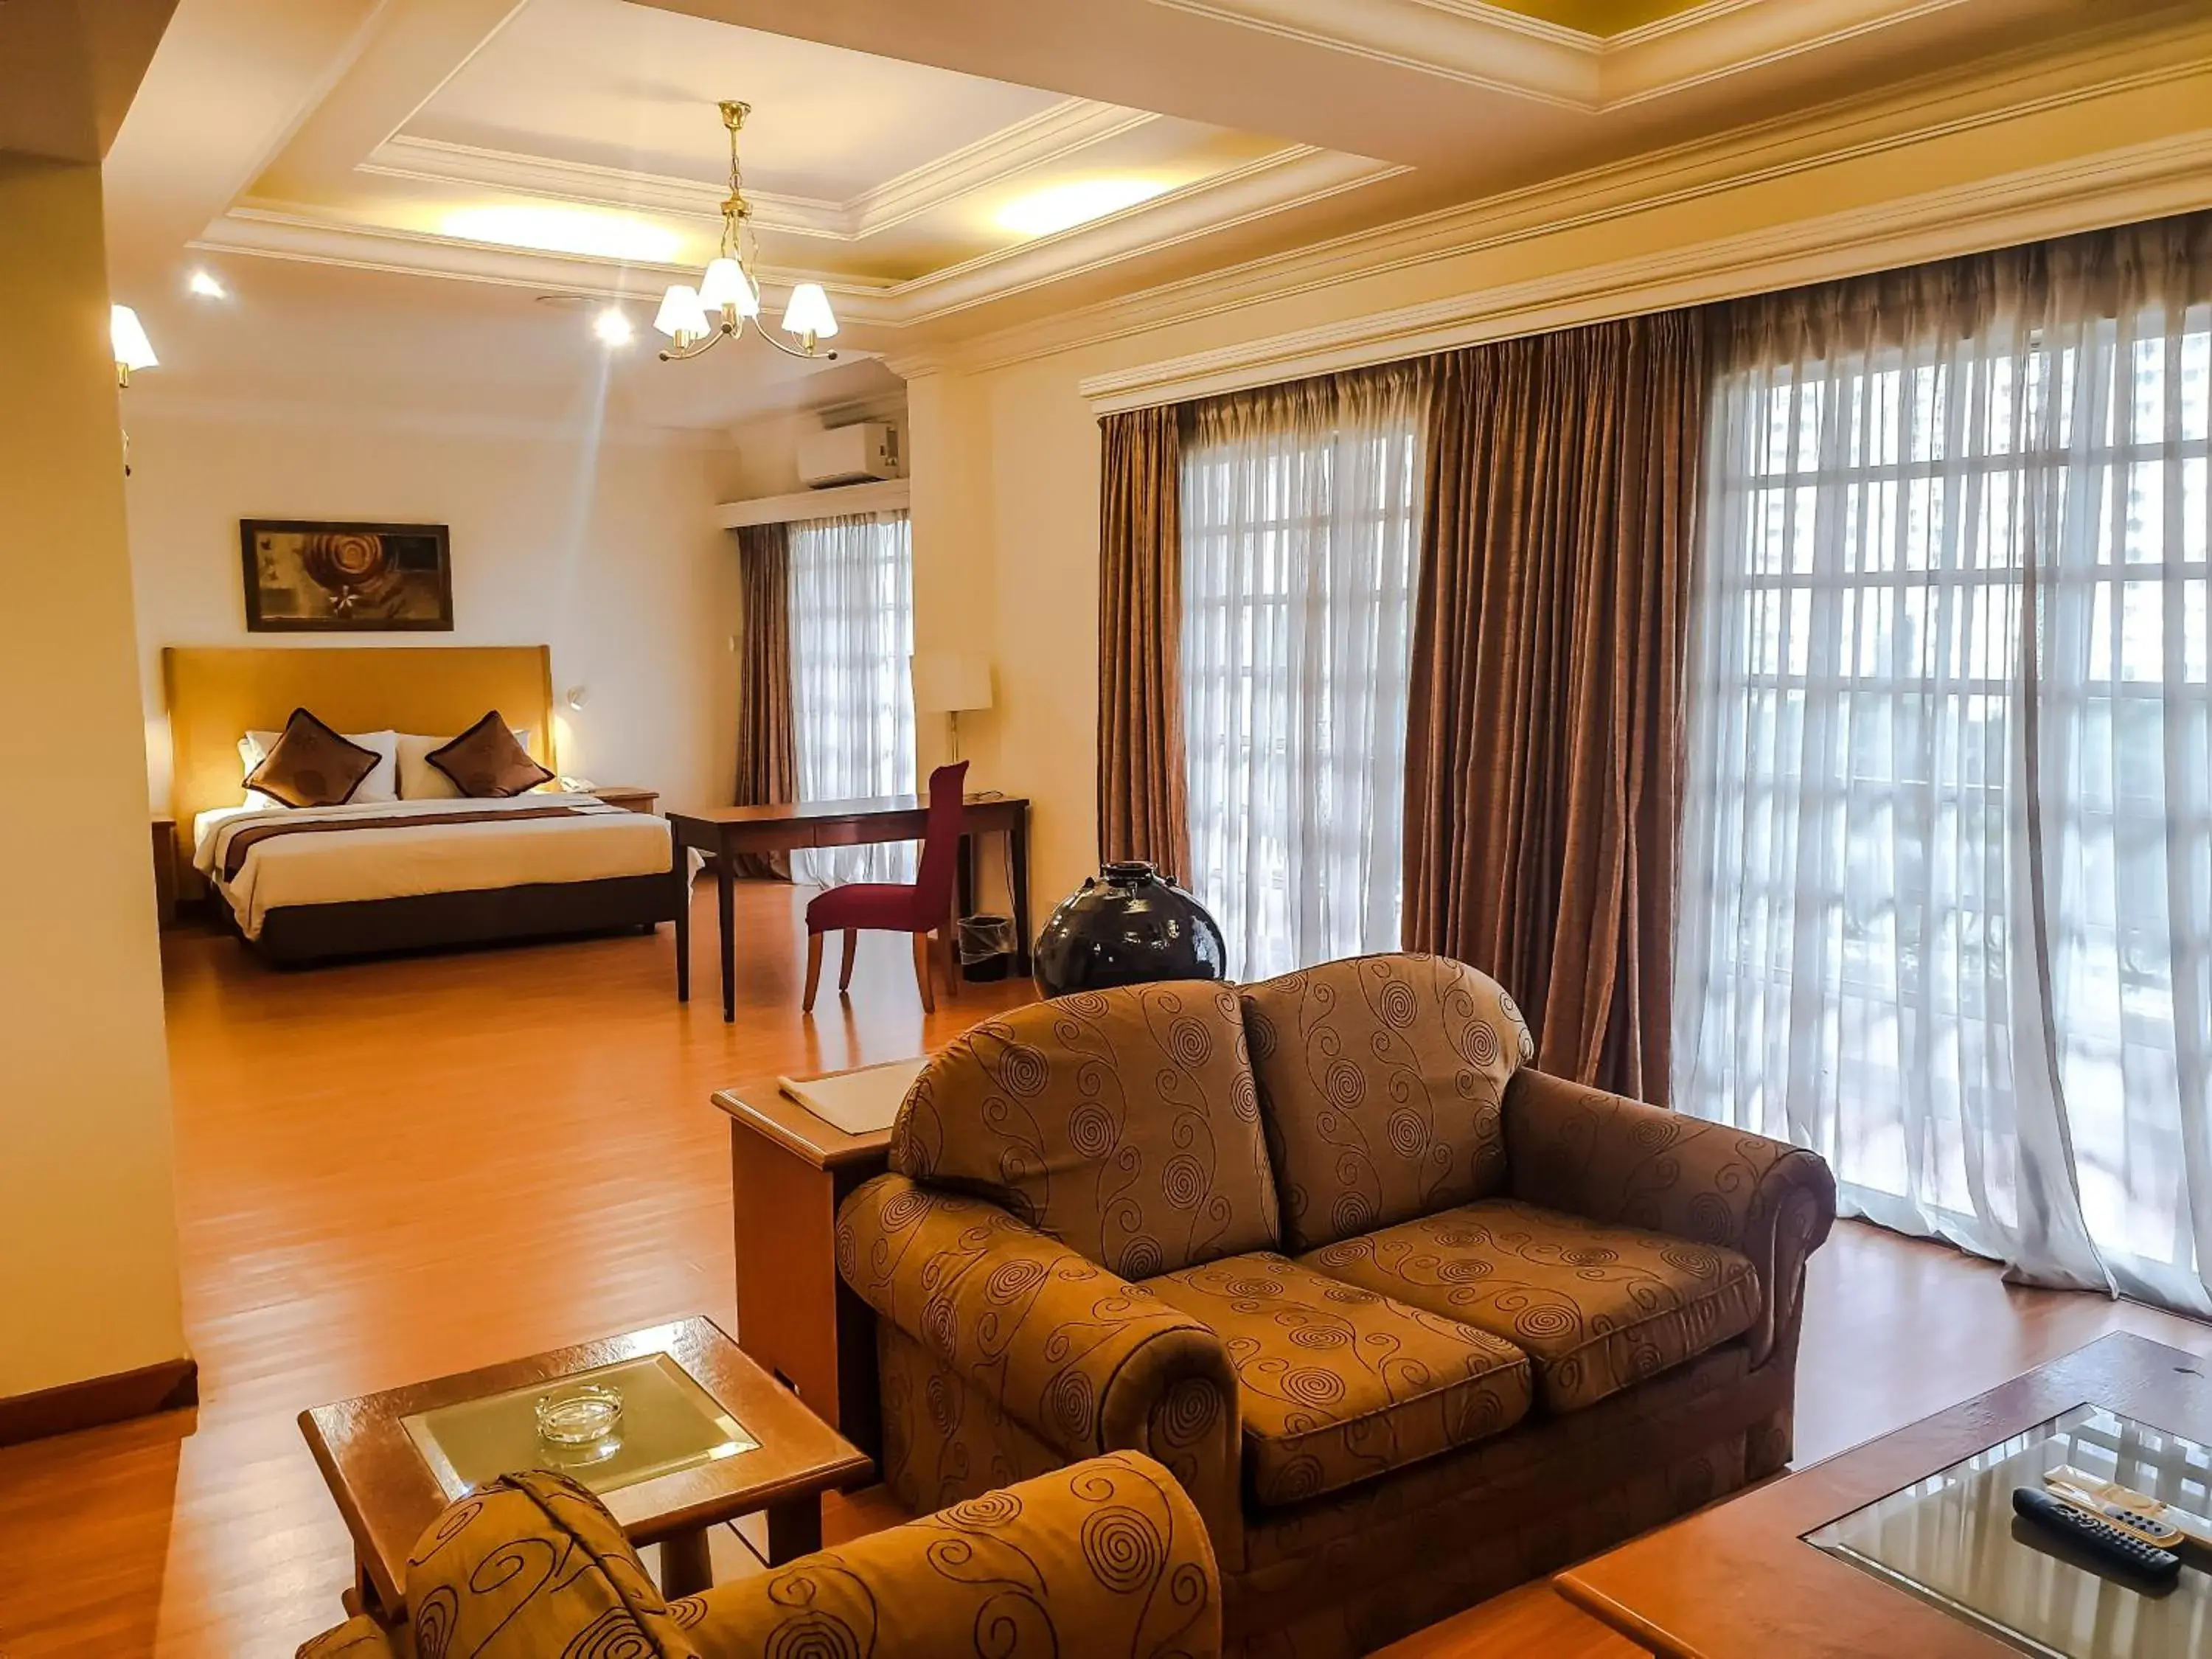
1806, 1402, 2212, 1658
401, 1351, 758, 1503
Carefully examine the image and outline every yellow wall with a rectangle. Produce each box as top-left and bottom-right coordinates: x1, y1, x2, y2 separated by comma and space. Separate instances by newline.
908, 58, 2212, 920
0, 156, 187, 1399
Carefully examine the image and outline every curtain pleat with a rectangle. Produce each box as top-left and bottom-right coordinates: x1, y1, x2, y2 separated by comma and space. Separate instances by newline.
731, 522, 795, 880
1097, 406, 1192, 879
1403, 314, 1705, 1099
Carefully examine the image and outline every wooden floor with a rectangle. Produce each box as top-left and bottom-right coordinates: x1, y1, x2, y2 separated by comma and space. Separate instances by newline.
1, 880, 2207, 1658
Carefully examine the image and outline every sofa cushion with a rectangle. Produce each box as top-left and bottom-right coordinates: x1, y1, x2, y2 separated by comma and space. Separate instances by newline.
1143, 1252, 1531, 1507
891, 981, 1281, 1279
1240, 954, 1534, 1253
1302, 1200, 1761, 1415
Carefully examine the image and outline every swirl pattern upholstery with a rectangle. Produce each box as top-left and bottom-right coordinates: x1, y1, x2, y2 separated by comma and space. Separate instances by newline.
839, 1173, 1245, 1559
1239, 954, 1533, 1252
841, 954, 1837, 1659
1141, 1253, 1531, 1505
299, 1456, 1221, 1659
891, 981, 1281, 1279
1502, 1068, 1838, 1368
1302, 1200, 1761, 1414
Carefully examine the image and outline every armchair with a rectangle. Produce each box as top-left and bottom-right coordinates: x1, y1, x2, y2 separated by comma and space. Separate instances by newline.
299, 1453, 1220, 1659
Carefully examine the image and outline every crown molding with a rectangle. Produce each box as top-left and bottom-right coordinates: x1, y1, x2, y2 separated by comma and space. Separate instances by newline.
949, 15, 2208, 376
1152, 0, 2024, 111
888, 147, 1405, 326
125, 389, 732, 449
195, 202, 904, 319
1078, 128, 2212, 412
364, 98, 1163, 244
195, 147, 1403, 332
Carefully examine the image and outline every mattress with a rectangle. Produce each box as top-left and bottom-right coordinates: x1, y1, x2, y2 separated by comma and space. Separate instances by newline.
192, 793, 674, 940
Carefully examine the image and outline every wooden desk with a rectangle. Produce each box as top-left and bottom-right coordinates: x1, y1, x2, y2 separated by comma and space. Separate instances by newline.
669, 793, 1030, 1021
297, 1315, 869, 1623
709, 1079, 892, 1455
1553, 1332, 2212, 1658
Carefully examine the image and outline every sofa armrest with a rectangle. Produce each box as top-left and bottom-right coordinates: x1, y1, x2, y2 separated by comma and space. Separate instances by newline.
296, 1618, 400, 1659
838, 1174, 1243, 1559
685, 1453, 1220, 1659
1503, 1069, 1837, 1368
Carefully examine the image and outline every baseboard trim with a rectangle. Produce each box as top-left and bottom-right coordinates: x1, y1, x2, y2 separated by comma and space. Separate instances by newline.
0, 1357, 199, 1446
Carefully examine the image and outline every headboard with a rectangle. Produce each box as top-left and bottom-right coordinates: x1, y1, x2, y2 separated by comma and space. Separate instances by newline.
162, 644, 556, 857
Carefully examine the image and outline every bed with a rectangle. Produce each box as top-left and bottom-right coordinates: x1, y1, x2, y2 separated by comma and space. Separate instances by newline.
163, 645, 689, 969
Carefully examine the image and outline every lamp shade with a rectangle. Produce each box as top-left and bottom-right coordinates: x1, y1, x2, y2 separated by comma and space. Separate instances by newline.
779, 281, 838, 339
652, 285, 710, 340
111, 305, 157, 371
911, 650, 992, 714
698, 257, 759, 317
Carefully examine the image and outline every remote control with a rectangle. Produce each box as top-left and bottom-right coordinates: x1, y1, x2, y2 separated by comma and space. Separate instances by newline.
2014, 1486, 2183, 1582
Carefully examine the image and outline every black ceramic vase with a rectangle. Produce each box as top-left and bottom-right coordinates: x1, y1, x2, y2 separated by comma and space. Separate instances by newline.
1032, 860, 1228, 998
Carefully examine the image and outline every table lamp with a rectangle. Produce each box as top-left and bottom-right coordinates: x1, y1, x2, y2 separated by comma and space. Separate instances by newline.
911, 650, 992, 765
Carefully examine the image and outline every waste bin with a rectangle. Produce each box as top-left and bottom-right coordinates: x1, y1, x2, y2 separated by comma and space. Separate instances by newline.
957, 913, 1016, 982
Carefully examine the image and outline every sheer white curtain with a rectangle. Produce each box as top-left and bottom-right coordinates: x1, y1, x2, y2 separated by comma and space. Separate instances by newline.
788, 509, 915, 886
1180, 366, 1427, 981
1675, 215, 2212, 1315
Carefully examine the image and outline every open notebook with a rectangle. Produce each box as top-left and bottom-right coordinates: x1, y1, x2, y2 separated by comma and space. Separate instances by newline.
776, 1057, 928, 1137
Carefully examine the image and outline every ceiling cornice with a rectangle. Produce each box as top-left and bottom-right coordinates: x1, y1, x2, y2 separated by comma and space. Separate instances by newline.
195, 147, 1404, 330
1150, 0, 2011, 111
1076, 126, 2212, 412
941, 14, 2208, 376
361, 97, 1162, 243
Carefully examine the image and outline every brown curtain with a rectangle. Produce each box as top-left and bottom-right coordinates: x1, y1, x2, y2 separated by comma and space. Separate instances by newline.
731, 521, 796, 880
1402, 313, 1705, 1100
1096, 405, 1191, 880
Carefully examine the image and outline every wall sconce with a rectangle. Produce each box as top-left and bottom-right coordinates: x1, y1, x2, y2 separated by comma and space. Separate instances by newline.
111, 305, 157, 477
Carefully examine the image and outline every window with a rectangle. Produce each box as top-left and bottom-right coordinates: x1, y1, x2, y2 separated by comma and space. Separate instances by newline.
1676, 255, 2212, 1315
788, 509, 914, 885
1179, 369, 1427, 980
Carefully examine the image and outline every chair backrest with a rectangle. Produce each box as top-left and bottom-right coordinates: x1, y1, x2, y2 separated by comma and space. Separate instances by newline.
912, 760, 969, 913
891, 979, 1281, 1279
1239, 953, 1534, 1252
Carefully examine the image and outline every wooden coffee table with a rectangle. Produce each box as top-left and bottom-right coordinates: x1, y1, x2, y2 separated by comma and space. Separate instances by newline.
299, 1315, 871, 1623
1554, 1332, 2212, 1657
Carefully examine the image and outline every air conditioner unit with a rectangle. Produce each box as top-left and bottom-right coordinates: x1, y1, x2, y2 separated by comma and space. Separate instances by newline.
797, 422, 900, 487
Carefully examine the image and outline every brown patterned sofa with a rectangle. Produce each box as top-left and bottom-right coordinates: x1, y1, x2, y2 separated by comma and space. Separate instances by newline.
299, 1452, 1218, 1658
837, 953, 1837, 1658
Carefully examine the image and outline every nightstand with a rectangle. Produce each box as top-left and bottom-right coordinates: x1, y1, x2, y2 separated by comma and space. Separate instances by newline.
589, 786, 658, 815
150, 817, 178, 928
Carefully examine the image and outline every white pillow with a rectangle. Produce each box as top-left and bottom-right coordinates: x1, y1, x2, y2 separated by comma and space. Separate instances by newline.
397, 729, 533, 799
239, 726, 399, 804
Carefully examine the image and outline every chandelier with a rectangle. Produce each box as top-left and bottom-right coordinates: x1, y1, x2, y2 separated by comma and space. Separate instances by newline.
654, 100, 838, 363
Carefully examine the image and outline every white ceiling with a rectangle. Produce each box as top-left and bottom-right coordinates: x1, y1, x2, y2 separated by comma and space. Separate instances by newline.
100, 0, 2197, 435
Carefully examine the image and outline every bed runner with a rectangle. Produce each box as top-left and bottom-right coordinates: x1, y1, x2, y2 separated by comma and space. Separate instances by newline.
220, 804, 610, 881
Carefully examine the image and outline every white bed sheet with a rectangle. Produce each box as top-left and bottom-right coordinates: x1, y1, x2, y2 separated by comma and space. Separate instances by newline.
192, 794, 674, 940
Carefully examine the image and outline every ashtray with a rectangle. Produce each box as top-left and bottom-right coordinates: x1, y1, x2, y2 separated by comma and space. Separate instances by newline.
535, 1383, 625, 1447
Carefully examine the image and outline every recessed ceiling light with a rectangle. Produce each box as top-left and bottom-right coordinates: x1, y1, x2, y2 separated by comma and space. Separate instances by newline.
995, 178, 1171, 239
441, 204, 683, 264
592, 307, 634, 348
187, 269, 227, 299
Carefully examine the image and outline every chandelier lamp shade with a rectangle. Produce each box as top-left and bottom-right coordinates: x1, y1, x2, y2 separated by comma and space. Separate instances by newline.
654, 100, 840, 364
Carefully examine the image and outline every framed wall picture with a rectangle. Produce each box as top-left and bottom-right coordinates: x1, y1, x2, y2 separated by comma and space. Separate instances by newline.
240, 519, 454, 632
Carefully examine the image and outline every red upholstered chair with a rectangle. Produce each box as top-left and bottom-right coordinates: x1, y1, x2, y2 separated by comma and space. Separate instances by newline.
804, 760, 968, 1014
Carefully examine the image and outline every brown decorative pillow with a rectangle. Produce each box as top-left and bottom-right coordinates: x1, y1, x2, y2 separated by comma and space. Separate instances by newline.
426, 712, 554, 799
243, 709, 379, 809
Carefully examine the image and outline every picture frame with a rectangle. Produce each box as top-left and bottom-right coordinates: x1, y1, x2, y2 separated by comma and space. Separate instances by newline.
240, 518, 454, 633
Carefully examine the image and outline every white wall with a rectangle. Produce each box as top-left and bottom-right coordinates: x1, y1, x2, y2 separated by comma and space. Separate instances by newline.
0, 155, 186, 1400
125, 405, 742, 813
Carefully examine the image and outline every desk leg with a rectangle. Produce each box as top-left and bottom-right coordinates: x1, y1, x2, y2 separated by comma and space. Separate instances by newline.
659, 1528, 714, 1596
717, 832, 737, 1023
1010, 811, 1032, 976
765, 1496, 823, 1565
956, 831, 975, 919
673, 849, 691, 1004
